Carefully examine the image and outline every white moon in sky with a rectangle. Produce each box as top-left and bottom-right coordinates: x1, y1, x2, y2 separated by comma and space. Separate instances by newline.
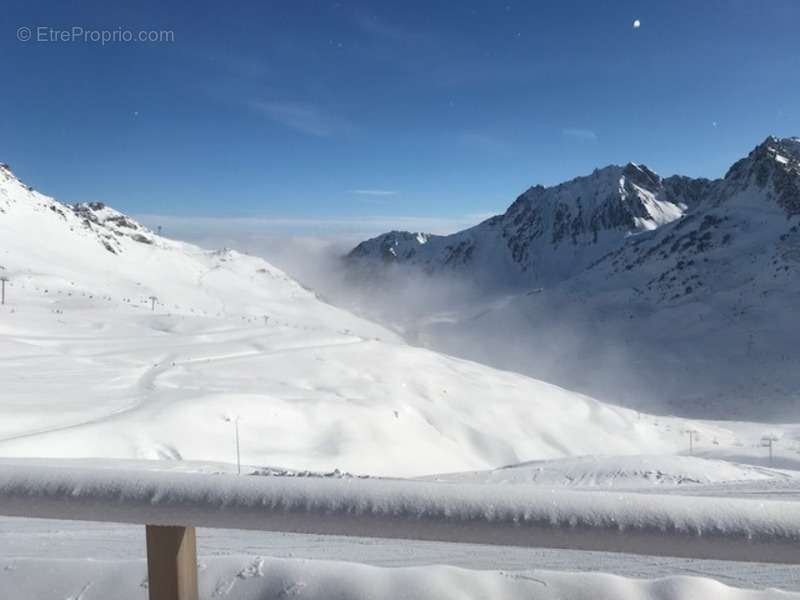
633, 19, 641, 29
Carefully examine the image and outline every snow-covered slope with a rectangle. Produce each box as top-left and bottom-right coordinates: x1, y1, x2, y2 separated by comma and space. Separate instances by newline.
0, 163, 734, 476
425, 455, 800, 488
343, 137, 800, 418
0, 162, 393, 331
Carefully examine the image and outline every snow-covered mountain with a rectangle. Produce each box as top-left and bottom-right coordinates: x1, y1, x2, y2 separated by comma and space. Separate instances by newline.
1, 161, 738, 476
348, 137, 798, 286
344, 137, 800, 418
349, 163, 713, 288
580, 136, 800, 304
1, 162, 385, 326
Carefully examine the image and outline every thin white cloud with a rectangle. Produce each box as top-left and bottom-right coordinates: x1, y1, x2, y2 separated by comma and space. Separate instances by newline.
349, 189, 398, 196
250, 101, 349, 137
562, 128, 598, 141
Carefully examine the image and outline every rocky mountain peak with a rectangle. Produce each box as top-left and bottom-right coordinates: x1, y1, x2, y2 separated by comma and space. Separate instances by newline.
622, 162, 661, 190
348, 230, 439, 264
0, 167, 158, 255
0, 163, 32, 192
725, 136, 800, 179
721, 136, 800, 216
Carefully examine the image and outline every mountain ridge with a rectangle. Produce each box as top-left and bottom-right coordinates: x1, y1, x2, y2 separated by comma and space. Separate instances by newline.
347, 136, 799, 289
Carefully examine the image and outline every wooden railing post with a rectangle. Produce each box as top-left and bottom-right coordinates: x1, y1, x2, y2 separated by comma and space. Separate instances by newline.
145, 525, 199, 600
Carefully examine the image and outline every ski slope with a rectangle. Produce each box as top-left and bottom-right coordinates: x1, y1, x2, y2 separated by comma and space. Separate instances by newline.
2, 296, 732, 476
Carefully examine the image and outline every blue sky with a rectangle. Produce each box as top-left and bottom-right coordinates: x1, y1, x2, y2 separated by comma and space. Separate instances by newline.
2, 0, 799, 233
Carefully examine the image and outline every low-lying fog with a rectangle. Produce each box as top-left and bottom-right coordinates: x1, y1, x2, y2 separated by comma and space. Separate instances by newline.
159, 225, 799, 423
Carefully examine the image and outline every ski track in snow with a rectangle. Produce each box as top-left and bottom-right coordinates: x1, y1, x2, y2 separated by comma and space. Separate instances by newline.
0, 336, 368, 445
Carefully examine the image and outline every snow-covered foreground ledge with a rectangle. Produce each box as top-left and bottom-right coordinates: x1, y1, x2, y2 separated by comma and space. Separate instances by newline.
0, 463, 799, 564
1, 556, 796, 600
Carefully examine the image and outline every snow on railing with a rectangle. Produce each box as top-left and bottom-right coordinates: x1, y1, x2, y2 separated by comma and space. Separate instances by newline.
0, 463, 799, 599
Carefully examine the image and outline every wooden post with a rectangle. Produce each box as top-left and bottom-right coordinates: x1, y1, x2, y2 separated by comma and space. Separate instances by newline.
145, 525, 199, 600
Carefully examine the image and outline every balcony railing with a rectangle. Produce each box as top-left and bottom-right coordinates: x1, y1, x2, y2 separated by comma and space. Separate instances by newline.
0, 462, 798, 600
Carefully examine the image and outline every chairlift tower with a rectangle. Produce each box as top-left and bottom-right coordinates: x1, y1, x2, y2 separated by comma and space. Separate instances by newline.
683, 429, 699, 455
223, 415, 241, 475
761, 435, 779, 465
